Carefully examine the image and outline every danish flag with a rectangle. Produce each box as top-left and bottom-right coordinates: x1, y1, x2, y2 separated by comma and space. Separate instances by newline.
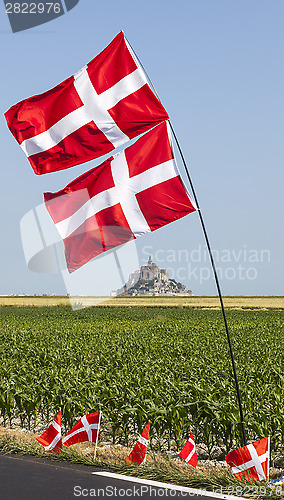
178, 431, 198, 467
5, 32, 168, 175
44, 122, 196, 273
126, 421, 150, 466
36, 410, 62, 454
225, 437, 270, 481
62, 412, 101, 448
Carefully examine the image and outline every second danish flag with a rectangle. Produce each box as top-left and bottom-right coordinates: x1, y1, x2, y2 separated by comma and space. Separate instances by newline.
44, 122, 196, 272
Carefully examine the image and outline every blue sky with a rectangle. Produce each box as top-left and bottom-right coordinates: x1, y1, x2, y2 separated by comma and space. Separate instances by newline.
0, 0, 283, 296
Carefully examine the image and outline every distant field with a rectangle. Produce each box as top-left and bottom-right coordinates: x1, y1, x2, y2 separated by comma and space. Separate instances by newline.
0, 295, 284, 309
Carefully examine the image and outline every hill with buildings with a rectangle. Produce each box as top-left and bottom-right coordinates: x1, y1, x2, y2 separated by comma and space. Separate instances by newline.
113, 256, 194, 297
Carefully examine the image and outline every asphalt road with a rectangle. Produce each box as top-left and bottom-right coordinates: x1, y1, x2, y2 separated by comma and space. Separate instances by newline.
0, 452, 232, 500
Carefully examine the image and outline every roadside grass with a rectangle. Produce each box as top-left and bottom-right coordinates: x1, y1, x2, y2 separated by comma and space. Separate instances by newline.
0, 427, 282, 499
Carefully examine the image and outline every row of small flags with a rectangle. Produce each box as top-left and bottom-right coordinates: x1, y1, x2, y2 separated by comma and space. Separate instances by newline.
37, 411, 270, 482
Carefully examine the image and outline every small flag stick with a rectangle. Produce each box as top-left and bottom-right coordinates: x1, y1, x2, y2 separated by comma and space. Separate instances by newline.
93, 441, 98, 461
267, 435, 270, 481
93, 411, 102, 461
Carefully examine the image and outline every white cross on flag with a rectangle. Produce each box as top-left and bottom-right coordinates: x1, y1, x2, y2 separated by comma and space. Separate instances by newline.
225, 437, 270, 482
5, 32, 168, 175
62, 411, 101, 449
36, 410, 62, 454
126, 421, 150, 466
44, 122, 196, 273
178, 431, 198, 467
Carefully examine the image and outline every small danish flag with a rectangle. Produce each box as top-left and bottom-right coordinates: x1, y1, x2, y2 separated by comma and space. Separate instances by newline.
36, 410, 62, 454
225, 437, 270, 481
178, 431, 198, 467
62, 411, 101, 448
126, 421, 150, 466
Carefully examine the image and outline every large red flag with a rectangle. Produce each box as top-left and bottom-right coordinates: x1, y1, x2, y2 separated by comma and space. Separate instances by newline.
178, 431, 198, 467
44, 122, 196, 273
36, 410, 62, 454
5, 32, 168, 175
225, 437, 270, 482
126, 421, 150, 466
62, 412, 101, 449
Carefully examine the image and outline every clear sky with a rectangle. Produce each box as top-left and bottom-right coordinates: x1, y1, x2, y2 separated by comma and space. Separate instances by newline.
0, 0, 283, 297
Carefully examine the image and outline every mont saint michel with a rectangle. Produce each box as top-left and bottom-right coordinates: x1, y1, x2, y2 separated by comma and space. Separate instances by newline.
113, 256, 194, 297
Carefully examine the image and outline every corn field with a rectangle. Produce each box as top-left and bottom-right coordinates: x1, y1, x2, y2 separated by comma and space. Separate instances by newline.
0, 306, 283, 457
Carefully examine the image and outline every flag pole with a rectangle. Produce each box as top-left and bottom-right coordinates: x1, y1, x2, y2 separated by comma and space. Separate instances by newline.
125, 36, 247, 447
93, 440, 98, 461
267, 436, 270, 481
169, 122, 246, 446
93, 411, 102, 461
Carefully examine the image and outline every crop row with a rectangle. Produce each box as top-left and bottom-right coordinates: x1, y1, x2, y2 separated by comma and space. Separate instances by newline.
0, 306, 283, 457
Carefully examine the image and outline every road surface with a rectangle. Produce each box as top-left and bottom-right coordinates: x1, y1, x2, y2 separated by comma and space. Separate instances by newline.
0, 452, 242, 499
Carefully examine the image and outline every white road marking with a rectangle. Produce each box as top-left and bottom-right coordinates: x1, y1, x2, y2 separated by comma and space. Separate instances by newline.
92, 471, 246, 499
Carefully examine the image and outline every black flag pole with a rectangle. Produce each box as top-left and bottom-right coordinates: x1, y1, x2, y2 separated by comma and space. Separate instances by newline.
126, 35, 247, 446
169, 122, 247, 447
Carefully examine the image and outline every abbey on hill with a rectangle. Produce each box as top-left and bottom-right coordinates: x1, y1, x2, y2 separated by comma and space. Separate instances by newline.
113, 256, 194, 297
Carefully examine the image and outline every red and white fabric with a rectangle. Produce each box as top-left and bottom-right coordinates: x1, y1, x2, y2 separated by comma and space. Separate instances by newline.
5, 32, 168, 175
62, 411, 101, 449
126, 421, 150, 466
36, 410, 62, 454
178, 431, 198, 467
44, 122, 196, 273
225, 437, 270, 481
